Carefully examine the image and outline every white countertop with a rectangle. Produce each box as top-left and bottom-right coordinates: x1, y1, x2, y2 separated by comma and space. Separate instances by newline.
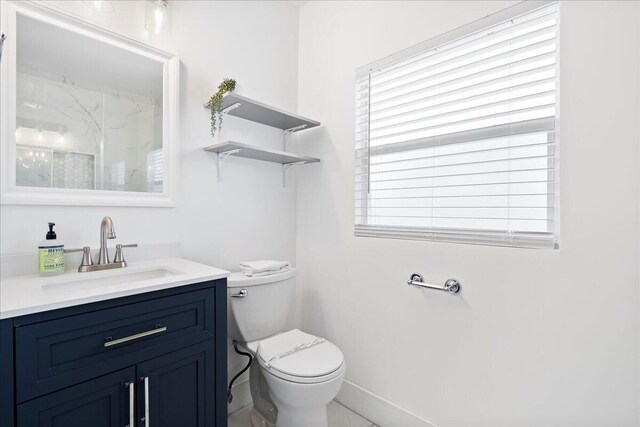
0, 258, 229, 319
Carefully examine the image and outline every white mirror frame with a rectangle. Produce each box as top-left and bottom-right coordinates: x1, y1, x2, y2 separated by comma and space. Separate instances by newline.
0, 1, 179, 207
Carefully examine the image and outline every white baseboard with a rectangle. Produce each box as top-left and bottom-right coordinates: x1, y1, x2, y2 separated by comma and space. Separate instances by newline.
335, 380, 438, 427
228, 379, 252, 415
228, 377, 437, 426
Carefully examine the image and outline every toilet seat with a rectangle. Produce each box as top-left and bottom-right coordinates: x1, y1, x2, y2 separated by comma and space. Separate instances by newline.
255, 330, 345, 384
262, 359, 346, 384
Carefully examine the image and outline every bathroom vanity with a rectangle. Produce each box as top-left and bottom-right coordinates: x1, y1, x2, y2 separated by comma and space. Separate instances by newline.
0, 258, 229, 427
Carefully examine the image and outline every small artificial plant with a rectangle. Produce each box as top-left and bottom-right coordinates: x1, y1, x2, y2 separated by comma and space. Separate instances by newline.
206, 78, 237, 138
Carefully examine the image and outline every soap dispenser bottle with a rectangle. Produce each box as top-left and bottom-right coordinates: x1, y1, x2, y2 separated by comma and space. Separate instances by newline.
38, 222, 65, 276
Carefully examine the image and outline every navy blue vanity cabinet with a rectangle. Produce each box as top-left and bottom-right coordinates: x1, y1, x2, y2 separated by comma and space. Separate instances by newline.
17, 367, 135, 427
0, 279, 228, 427
137, 341, 214, 427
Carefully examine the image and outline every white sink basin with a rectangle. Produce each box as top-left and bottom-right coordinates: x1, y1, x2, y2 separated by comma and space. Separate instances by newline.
41, 266, 183, 294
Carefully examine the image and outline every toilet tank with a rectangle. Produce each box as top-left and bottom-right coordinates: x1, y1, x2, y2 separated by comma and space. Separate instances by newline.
227, 268, 296, 343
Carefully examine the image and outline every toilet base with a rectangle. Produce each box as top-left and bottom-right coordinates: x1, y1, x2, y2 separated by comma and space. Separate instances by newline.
250, 408, 275, 427
262, 363, 345, 427
243, 337, 345, 427
249, 358, 278, 426
269, 400, 329, 427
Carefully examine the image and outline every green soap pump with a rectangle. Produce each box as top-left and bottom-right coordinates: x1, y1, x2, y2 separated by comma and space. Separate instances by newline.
38, 222, 65, 276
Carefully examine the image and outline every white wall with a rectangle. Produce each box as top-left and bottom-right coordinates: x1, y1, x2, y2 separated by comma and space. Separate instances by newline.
2, 1, 639, 424
0, 0, 300, 397
296, 1, 640, 426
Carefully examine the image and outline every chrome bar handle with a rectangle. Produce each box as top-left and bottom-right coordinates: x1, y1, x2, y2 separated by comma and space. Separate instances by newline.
407, 273, 461, 294
144, 376, 150, 427
104, 325, 167, 347
126, 381, 135, 427
230, 289, 248, 298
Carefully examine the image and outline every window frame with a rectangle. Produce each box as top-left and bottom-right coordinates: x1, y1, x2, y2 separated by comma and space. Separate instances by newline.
354, 0, 560, 249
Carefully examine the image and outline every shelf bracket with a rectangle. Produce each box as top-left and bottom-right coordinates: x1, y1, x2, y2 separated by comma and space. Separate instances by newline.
217, 149, 241, 182
285, 124, 308, 133
282, 124, 308, 151
221, 102, 241, 115
282, 161, 307, 188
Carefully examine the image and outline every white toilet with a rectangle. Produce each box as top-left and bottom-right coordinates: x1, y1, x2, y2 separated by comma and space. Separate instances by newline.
227, 268, 345, 427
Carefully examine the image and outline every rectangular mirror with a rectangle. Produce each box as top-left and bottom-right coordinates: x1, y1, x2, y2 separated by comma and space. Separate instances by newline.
1, 1, 178, 206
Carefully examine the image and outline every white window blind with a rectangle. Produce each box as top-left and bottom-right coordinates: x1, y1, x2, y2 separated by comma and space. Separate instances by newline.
355, 2, 559, 249
111, 161, 126, 191
146, 148, 164, 193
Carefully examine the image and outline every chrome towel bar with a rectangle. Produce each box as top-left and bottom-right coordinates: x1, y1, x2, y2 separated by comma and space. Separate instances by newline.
407, 273, 461, 295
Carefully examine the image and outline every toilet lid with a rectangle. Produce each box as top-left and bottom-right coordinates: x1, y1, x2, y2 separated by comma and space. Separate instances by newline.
257, 330, 344, 379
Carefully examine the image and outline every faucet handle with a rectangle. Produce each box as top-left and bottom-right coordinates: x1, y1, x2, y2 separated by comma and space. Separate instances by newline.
114, 243, 137, 264
65, 246, 94, 270
80, 246, 94, 268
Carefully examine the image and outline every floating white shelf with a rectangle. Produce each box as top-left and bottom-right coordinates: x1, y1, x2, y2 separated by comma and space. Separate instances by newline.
203, 141, 320, 186
203, 92, 320, 185
206, 93, 321, 132
203, 141, 320, 164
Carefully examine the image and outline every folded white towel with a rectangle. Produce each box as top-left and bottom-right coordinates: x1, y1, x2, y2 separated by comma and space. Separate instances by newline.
257, 329, 326, 367
243, 267, 290, 277
239, 260, 289, 277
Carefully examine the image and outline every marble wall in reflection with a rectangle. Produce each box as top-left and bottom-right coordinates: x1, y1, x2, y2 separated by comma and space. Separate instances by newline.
15, 68, 163, 193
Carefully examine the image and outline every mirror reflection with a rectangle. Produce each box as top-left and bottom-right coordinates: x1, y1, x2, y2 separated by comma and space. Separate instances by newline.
15, 13, 164, 193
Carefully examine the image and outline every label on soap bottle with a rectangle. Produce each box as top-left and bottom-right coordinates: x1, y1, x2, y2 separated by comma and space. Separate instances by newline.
39, 245, 65, 273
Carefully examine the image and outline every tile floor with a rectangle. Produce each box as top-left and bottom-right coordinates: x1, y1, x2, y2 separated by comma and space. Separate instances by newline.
228, 401, 378, 427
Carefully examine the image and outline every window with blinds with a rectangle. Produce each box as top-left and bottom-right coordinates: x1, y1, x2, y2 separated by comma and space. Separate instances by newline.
355, 2, 559, 249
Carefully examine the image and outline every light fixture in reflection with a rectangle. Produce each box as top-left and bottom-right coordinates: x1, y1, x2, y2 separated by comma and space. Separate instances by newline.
19, 147, 51, 171
145, 0, 171, 34
82, 0, 115, 13
14, 124, 69, 147
22, 101, 42, 110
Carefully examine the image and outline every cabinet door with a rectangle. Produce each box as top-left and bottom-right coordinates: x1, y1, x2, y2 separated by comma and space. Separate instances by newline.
17, 367, 135, 427
137, 341, 214, 427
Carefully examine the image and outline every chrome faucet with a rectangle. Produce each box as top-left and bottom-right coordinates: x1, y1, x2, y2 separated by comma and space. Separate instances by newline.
65, 216, 137, 272
98, 216, 116, 265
